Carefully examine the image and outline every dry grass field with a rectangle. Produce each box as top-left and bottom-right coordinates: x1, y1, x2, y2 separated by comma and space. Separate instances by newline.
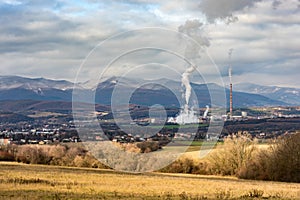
0, 162, 299, 200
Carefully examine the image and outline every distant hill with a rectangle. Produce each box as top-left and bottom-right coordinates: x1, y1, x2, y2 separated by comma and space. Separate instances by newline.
235, 83, 300, 105
0, 100, 111, 114
0, 75, 74, 90
93, 77, 288, 107
0, 76, 74, 102
0, 75, 295, 108
0, 111, 34, 123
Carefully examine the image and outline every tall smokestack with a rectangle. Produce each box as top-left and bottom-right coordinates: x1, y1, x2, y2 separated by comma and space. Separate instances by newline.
228, 49, 234, 119
230, 78, 233, 119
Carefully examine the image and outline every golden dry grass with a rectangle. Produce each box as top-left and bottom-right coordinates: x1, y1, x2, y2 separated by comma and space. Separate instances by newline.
0, 162, 299, 200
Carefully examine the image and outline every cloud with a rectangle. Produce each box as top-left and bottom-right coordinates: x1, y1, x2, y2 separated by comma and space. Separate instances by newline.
272, 0, 282, 9
198, 0, 262, 23
0, 0, 299, 88
1, 0, 22, 5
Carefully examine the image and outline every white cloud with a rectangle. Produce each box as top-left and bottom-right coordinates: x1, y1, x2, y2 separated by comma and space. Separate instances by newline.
0, 0, 299, 88
1, 0, 22, 5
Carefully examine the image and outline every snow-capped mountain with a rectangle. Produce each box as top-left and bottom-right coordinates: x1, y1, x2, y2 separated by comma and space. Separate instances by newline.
0, 76, 75, 101
92, 77, 288, 107
0, 76, 74, 91
0, 75, 294, 107
235, 83, 300, 105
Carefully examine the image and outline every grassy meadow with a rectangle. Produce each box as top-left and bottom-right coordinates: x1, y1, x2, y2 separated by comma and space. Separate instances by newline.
0, 162, 299, 200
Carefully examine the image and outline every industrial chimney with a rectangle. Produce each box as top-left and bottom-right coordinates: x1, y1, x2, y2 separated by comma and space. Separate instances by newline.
228, 49, 234, 119
229, 67, 233, 119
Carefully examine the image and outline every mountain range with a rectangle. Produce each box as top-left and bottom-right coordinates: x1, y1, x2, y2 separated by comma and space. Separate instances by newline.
0, 75, 299, 108
235, 83, 300, 106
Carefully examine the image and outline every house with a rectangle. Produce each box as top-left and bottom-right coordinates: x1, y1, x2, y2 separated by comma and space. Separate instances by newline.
0, 138, 10, 145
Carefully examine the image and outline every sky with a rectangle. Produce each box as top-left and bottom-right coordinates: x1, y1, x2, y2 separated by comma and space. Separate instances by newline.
0, 0, 299, 88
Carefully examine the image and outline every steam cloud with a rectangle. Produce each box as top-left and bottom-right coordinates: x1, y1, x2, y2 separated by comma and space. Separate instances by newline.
174, 0, 286, 124
178, 20, 210, 112
177, 0, 267, 111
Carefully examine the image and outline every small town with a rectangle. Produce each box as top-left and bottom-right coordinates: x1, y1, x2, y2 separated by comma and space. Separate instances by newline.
1, 106, 299, 146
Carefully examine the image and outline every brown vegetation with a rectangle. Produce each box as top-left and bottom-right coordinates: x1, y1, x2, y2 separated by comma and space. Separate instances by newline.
160, 157, 209, 174
0, 132, 299, 183
161, 132, 300, 183
239, 132, 300, 182
136, 141, 160, 153
0, 144, 108, 168
208, 134, 256, 176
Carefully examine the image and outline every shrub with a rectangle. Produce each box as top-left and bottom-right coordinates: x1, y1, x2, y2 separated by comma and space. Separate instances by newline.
113, 142, 141, 153
0, 150, 14, 161
48, 145, 67, 165
16, 145, 51, 164
159, 157, 209, 174
237, 149, 270, 180
0, 144, 18, 161
238, 132, 300, 183
136, 141, 160, 153
12, 144, 110, 169
266, 133, 300, 182
72, 153, 107, 168
208, 134, 256, 176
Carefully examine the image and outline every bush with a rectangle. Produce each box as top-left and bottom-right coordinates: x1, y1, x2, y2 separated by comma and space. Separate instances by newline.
12, 144, 110, 169
112, 142, 141, 153
48, 145, 67, 165
238, 132, 300, 183
159, 157, 209, 174
266, 133, 300, 182
136, 141, 160, 153
16, 145, 51, 164
61, 145, 87, 166
0, 145, 18, 161
72, 153, 108, 168
0, 150, 14, 161
238, 150, 270, 180
208, 134, 256, 176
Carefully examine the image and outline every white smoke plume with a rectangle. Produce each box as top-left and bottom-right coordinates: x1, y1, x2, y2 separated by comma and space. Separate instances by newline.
178, 20, 210, 112
176, 1, 287, 109
173, 0, 290, 124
